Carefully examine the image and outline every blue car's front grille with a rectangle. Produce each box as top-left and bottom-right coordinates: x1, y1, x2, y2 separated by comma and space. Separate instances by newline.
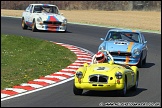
110, 52, 131, 56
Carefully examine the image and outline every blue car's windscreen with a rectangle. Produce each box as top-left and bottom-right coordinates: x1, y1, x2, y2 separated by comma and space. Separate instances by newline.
105, 32, 140, 43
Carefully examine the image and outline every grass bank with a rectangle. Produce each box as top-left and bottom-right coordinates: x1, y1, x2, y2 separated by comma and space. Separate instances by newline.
1, 34, 77, 89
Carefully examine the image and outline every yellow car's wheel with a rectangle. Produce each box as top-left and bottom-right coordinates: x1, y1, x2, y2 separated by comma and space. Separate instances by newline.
118, 79, 127, 97
73, 83, 83, 95
131, 72, 139, 91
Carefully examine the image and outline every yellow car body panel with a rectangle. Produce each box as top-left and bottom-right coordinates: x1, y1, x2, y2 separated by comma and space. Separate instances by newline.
74, 62, 138, 91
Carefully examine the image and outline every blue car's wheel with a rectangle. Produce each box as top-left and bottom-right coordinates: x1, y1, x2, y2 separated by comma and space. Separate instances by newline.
73, 83, 83, 95
142, 54, 147, 65
137, 54, 143, 68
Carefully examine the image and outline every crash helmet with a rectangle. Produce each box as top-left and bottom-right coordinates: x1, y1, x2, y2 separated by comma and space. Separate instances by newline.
95, 52, 106, 63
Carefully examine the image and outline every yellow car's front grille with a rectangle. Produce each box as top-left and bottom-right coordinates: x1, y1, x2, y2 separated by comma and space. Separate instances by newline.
89, 74, 108, 83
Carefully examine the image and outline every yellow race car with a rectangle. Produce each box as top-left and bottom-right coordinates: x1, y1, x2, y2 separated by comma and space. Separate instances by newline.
73, 50, 139, 96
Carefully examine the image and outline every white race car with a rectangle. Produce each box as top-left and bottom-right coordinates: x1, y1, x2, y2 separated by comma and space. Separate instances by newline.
22, 4, 67, 32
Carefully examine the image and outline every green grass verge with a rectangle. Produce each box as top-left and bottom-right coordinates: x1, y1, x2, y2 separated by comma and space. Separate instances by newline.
1, 34, 77, 89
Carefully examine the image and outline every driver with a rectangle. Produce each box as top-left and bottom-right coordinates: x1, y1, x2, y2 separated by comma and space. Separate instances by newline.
40, 7, 47, 13
95, 51, 108, 63
111, 32, 121, 40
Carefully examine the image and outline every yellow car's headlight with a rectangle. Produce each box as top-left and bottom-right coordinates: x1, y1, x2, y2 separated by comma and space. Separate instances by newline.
76, 71, 83, 78
115, 72, 122, 79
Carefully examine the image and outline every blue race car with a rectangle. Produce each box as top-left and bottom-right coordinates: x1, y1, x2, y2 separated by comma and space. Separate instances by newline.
98, 28, 148, 68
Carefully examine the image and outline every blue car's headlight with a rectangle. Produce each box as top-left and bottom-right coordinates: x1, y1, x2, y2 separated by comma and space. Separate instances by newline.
133, 48, 141, 55
115, 72, 122, 79
76, 71, 83, 78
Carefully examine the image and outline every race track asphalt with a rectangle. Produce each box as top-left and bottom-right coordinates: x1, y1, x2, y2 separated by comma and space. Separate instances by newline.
1, 16, 161, 107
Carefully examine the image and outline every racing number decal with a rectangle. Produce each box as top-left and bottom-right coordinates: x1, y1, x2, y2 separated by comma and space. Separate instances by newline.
97, 67, 105, 70
94, 67, 109, 71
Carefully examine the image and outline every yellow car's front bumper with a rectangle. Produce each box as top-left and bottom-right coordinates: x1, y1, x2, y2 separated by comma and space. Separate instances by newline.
75, 82, 124, 91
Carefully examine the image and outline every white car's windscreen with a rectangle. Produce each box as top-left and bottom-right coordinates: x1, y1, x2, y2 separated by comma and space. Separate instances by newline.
33, 5, 59, 14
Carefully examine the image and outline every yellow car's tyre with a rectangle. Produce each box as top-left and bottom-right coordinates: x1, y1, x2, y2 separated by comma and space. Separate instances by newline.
131, 72, 139, 91
32, 19, 38, 32
73, 83, 83, 95
118, 79, 127, 97
22, 18, 28, 29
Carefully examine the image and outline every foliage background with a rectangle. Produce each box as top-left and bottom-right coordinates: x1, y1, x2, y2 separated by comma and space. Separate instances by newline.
1, 1, 161, 11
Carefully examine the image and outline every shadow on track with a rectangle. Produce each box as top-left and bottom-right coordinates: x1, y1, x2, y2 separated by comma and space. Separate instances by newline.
80, 88, 147, 97
141, 62, 155, 68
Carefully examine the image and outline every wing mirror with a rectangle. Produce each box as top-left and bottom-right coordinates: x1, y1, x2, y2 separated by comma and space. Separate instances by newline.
144, 41, 147, 44
100, 38, 104, 41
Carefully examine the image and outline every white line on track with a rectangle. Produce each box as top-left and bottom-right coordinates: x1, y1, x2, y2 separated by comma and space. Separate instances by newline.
1, 77, 74, 101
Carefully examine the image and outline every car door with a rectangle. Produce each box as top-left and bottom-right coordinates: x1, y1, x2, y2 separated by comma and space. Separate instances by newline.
23, 5, 32, 23
28, 5, 34, 24
123, 65, 135, 88
124, 69, 132, 88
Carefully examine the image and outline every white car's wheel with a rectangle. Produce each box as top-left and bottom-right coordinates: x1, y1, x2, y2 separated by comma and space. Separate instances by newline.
64, 27, 67, 33
22, 18, 28, 29
32, 19, 38, 32
63, 29, 67, 33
